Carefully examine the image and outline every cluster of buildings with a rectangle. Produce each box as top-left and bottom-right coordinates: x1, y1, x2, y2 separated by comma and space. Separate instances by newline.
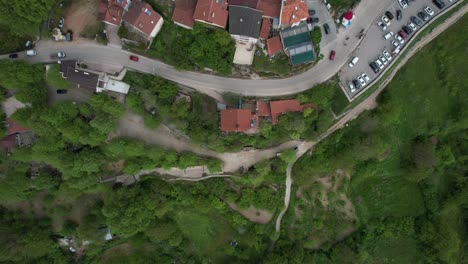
98, 0, 164, 41
218, 99, 314, 133
172, 0, 316, 65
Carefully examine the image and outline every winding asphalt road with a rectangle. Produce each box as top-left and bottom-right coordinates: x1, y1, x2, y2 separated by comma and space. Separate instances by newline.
0, 0, 394, 97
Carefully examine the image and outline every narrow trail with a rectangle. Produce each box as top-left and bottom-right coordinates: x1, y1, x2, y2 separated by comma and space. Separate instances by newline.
274, 5, 468, 232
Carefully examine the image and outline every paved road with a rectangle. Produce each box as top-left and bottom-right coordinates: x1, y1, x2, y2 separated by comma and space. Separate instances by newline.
0, 0, 394, 97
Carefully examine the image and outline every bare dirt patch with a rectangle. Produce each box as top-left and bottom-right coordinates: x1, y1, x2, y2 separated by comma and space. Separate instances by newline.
229, 203, 273, 224
64, 0, 101, 40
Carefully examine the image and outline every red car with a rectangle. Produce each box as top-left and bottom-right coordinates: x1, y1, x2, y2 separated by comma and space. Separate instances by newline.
129, 55, 139, 62
329, 50, 336, 60
398, 30, 408, 40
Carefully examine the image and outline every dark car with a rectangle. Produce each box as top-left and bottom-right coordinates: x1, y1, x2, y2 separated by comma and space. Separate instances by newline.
369, 62, 380, 74
433, 0, 445, 9
56, 89, 67, 94
307, 17, 319, 23
352, 79, 361, 89
323, 23, 330, 34
411, 16, 423, 26
402, 25, 413, 35
8, 53, 18, 59
396, 10, 402, 21
66, 30, 73, 41
385, 11, 394, 20
308, 10, 316, 16
398, 30, 408, 40
418, 11, 429, 21
329, 50, 335, 60
129, 55, 139, 62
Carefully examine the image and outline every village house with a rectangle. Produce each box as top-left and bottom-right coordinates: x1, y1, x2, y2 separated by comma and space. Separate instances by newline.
193, 0, 229, 28
172, 0, 198, 29
1, 119, 35, 154
278, 0, 308, 28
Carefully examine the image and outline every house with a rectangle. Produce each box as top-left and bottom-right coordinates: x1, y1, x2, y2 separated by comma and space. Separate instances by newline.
279, 0, 308, 28
99, 227, 114, 241
259, 18, 271, 39
229, 6, 263, 44
172, 0, 198, 29
280, 22, 315, 65
257, 0, 281, 20
59, 60, 130, 94
1, 119, 34, 154
123, 0, 164, 39
266, 36, 283, 56
220, 109, 257, 132
268, 99, 313, 124
98, 0, 130, 26
193, 0, 229, 28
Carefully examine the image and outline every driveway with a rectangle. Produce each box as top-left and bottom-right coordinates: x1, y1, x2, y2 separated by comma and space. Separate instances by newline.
307, 0, 338, 48
105, 24, 122, 49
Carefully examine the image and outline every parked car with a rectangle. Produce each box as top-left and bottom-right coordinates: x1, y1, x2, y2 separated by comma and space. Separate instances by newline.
323, 23, 330, 34
418, 11, 429, 21
361, 73, 370, 82
396, 10, 402, 21
357, 76, 366, 87
381, 15, 391, 26
408, 22, 417, 31
348, 82, 356, 93
129, 55, 139, 62
391, 40, 399, 47
375, 59, 384, 69
56, 89, 67, 94
383, 50, 392, 61
379, 55, 388, 65
8, 53, 18, 59
384, 31, 394, 40
398, 30, 408, 40
402, 25, 413, 35
352, 79, 362, 89
369, 62, 380, 74
398, 0, 408, 9
58, 17, 64, 28
395, 34, 405, 44
411, 16, 423, 26
66, 30, 73, 41
51, 52, 66, 59
308, 10, 316, 16
307, 17, 319, 23
329, 50, 336, 60
385, 11, 394, 20
424, 6, 435, 16
377, 21, 387, 31
26, 49, 37, 56
348, 56, 359, 67
433, 0, 445, 9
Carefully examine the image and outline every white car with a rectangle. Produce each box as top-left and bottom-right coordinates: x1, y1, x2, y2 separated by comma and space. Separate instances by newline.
381, 15, 391, 26
384, 32, 394, 40
398, 0, 408, 9
348, 57, 359, 67
424, 6, 435, 16
357, 76, 366, 87
377, 21, 387, 31
379, 55, 388, 65
348, 83, 356, 93
395, 34, 405, 44
391, 40, 400, 47
408, 22, 417, 31
375, 59, 384, 69
383, 50, 392, 61
361, 73, 370, 82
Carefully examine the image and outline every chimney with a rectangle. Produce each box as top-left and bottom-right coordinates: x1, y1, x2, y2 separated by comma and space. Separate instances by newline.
240, 18, 243, 22
295, 6, 298, 11
212, 12, 215, 18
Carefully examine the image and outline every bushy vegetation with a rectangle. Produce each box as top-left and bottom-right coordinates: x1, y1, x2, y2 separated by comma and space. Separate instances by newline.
46, 64, 71, 89
148, 22, 235, 75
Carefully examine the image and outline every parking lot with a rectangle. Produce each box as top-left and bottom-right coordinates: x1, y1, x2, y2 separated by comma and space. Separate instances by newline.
339, 0, 459, 99
306, 0, 338, 47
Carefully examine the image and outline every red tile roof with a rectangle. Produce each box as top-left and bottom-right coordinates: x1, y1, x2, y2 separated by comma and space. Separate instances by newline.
1, 134, 16, 150
267, 36, 283, 56
98, 0, 128, 26
6, 119, 29, 135
193, 0, 228, 28
256, 101, 271, 116
270, 99, 312, 124
123, 1, 162, 37
257, 0, 281, 18
172, 0, 197, 29
259, 18, 271, 39
229, 0, 258, 8
280, 0, 308, 27
220, 109, 253, 132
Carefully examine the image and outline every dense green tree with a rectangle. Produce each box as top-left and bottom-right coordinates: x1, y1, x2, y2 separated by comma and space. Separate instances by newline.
0, 0, 55, 36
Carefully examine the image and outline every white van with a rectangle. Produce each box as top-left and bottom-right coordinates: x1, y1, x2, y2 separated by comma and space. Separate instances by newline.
348, 57, 359, 67
26, 49, 37, 56
384, 32, 394, 40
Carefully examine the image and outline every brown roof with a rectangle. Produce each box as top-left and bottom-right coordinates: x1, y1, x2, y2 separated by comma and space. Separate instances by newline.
267, 36, 282, 56
97, 0, 127, 26
1, 134, 16, 150
123, 1, 162, 37
193, 0, 228, 28
220, 109, 253, 132
172, 0, 197, 29
257, 0, 281, 18
259, 18, 271, 39
270, 99, 311, 124
280, 0, 308, 27
256, 101, 271, 116
6, 119, 29, 135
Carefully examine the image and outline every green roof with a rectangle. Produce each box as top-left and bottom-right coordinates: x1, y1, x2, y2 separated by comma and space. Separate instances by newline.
291, 51, 315, 65
283, 33, 311, 48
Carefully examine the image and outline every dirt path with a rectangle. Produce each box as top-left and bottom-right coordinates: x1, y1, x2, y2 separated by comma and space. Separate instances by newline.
64, 0, 101, 40
228, 203, 274, 224
274, 5, 468, 232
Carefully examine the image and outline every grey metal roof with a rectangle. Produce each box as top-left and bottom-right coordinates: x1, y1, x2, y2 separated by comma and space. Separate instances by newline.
228, 5, 263, 39
58, 60, 99, 91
